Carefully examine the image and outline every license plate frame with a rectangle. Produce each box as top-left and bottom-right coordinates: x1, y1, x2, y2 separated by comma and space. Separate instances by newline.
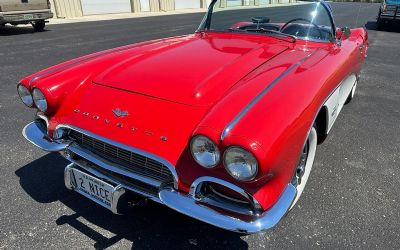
70, 168, 116, 210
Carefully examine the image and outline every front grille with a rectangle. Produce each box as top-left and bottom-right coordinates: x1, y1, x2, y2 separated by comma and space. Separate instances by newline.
68, 130, 174, 185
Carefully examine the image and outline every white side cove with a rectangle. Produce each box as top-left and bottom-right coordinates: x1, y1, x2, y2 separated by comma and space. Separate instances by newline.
323, 74, 357, 133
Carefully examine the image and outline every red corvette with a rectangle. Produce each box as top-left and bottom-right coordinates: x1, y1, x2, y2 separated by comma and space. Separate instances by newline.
18, 0, 368, 233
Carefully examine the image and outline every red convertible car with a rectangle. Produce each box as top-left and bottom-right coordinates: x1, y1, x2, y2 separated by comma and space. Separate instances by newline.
18, 0, 368, 233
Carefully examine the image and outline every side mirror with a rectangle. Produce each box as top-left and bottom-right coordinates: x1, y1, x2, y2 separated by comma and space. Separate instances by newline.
337, 27, 351, 40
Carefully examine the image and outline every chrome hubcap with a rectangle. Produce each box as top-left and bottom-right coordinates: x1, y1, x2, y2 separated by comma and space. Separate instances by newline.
294, 141, 309, 186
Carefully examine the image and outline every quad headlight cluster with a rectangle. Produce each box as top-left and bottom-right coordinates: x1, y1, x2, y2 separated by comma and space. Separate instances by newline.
17, 85, 48, 112
190, 136, 258, 181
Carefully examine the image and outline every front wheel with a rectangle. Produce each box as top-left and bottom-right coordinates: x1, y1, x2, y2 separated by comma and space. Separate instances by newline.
32, 21, 46, 32
290, 126, 317, 210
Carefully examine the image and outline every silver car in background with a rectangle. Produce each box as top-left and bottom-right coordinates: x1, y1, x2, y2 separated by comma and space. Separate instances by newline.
0, 0, 53, 32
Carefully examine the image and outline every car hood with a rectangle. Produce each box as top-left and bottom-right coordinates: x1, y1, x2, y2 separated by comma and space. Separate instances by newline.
92, 33, 289, 107
29, 33, 295, 165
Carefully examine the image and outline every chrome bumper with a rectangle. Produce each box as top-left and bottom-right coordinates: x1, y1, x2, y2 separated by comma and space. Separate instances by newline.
0, 11, 53, 24
159, 184, 296, 233
22, 121, 297, 233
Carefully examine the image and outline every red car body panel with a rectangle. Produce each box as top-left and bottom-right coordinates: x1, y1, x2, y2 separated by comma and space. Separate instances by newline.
19, 27, 368, 211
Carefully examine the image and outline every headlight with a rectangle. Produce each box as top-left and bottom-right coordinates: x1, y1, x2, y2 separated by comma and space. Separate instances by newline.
17, 85, 33, 107
190, 135, 220, 168
224, 147, 258, 181
32, 88, 48, 112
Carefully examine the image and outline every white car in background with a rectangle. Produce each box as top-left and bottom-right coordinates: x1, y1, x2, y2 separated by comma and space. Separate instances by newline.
0, 0, 53, 32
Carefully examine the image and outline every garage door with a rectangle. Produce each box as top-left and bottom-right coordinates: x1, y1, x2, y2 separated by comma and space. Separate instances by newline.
175, 0, 200, 10
81, 0, 131, 15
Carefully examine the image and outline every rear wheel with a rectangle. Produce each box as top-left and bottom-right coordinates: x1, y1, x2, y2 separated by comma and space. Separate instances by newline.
32, 21, 46, 32
290, 126, 317, 210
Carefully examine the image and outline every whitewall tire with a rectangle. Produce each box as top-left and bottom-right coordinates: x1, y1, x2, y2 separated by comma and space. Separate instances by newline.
290, 126, 317, 210
345, 81, 357, 105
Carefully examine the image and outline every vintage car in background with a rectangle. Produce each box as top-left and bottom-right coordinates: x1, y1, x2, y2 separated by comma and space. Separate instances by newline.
18, 0, 368, 233
0, 0, 53, 32
377, 0, 400, 29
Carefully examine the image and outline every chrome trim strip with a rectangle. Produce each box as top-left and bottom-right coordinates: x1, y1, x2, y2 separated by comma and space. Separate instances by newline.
221, 50, 317, 140
189, 176, 263, 213
159, 183, 297, 233
57, 124, 179, 189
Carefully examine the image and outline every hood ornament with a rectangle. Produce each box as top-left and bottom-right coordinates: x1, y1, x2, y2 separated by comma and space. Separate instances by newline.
112, 108, 129, 117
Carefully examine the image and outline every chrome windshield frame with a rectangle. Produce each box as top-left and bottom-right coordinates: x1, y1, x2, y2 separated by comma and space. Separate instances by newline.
196, 0, 337, 42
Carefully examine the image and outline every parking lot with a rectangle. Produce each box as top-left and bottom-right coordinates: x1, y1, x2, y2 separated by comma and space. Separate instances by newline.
1, 2, 399, 249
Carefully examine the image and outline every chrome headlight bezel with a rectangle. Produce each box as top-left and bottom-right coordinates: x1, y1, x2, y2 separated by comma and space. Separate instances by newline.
190, 135, 220, 168
223, 146, 258, 181
17, 84, 34, 107
32, 88, 48, 112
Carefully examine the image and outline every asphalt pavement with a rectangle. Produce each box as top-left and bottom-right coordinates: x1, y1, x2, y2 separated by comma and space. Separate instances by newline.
0, 2, 399, 249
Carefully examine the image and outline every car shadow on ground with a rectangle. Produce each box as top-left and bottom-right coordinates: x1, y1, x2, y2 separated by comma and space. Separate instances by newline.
15, 153, 248, 249
365, 21, 400, 32
0, 25, 49, 36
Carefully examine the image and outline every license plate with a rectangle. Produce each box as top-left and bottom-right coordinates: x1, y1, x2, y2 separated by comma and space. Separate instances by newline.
24, 14, 34, 20
71, 169, 114, 209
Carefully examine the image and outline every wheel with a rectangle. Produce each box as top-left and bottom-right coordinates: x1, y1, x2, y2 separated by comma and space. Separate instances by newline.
345, 81, 357, 105
290, 126, 317, 210
32, 21, 45, 32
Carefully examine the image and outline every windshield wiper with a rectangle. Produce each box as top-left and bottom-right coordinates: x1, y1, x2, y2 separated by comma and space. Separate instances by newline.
243, 28, 297, 43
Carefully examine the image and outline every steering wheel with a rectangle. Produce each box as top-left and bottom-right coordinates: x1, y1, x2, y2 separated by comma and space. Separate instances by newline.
280, 18, 323, 38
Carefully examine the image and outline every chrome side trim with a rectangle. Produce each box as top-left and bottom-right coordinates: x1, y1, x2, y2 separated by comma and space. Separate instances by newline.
22, 121, 68, 152
159, 183, 297, 233
56, 124, 179, 189
189, 176, 263, 214
221, 50, 317, 140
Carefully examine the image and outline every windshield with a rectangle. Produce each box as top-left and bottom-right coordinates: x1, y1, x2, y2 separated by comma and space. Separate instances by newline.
198, 0, 335, 43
